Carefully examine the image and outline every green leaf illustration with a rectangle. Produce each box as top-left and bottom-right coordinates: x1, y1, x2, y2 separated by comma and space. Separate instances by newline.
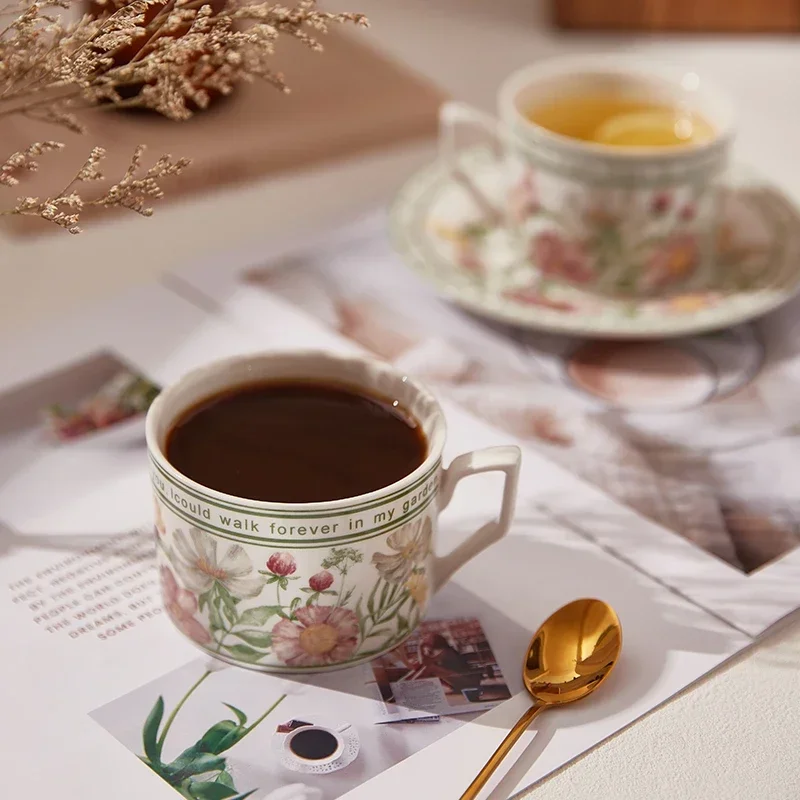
234, 629, 273, 648
355, 597, 365, 637
195, 721, 241, 755
198, 592, 209, 613
379, 581, 390, 610
224, 643, 266, 664
238, 605, 281, 627
366, 580, 379, 615
289, 596, 301, 615
221, 704, 247, 726
279, 577, 289, 590
216, 582, 238, 607
207, 598, 224, 632
214, 770, 235, 790
168, 749, 227, 782
228, 791, 257, 800
299, 587, 315, 594
397, 613, 409, 632
143, 759, 173, 783
142, 695, 165, 765
187, 779, 239, 800
221, 601, 238, 627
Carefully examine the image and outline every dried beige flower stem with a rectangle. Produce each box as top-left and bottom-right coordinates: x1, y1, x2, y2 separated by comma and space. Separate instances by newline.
1, 0, 367, 232
1, 143, 190, 233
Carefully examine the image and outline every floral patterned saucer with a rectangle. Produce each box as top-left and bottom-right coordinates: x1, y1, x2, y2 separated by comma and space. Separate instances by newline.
389, 148, 800, 338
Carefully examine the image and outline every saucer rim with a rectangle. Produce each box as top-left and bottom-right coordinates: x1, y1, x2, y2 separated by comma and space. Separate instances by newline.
389, 150, 800, 339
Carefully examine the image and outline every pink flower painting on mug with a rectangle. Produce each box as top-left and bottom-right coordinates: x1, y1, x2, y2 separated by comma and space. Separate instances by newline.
160, 566, 211, 645
309, 570, 334, 592
266, 552, 297, 577
272, 605, 360, 667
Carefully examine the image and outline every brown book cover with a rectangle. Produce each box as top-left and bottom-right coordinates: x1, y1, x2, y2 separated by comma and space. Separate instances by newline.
1, 32, 446, 236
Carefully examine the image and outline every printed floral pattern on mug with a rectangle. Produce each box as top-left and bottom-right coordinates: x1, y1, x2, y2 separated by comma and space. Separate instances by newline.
170, 526, 265, 599
156, 505, 437, 668
160, 565, 211, 645
371, 516, 432, 584
272, 606, 360, 667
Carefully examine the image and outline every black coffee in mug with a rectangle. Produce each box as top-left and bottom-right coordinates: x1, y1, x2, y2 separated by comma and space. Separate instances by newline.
165, 380, 427, 503
289, 728, 339, 761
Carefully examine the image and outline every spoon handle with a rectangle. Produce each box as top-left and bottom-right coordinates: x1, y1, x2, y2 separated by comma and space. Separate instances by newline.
459, 703, 546, 800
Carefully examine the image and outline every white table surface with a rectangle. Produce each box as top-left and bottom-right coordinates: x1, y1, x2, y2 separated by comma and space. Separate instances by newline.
2, 1, 799, 797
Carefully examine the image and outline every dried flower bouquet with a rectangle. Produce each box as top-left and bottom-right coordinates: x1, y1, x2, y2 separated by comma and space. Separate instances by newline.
0, 0, 367, 232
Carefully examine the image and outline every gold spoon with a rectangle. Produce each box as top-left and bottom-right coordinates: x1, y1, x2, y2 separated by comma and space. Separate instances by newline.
459, 598, 622, 800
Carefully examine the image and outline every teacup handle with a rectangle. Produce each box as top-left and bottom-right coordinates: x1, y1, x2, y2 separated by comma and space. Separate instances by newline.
439, 101, 508, 225
432, 445, 521, 591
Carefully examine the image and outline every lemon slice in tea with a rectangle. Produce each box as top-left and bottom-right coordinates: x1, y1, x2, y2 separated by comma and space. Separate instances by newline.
592, 110, 715, 147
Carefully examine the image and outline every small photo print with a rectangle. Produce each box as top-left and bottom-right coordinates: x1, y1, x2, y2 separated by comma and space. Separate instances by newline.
369, 617, 511, 718
0, 350, 162, 525
37, 353, 160, 442
91, 658, 459, 800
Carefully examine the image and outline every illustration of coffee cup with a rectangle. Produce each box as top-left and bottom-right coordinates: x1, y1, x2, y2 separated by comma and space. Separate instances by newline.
283, 723, 352, 766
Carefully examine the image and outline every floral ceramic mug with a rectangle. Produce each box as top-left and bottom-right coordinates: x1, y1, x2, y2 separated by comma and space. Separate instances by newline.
146, 351, 521, 673
440, 55, 736, 297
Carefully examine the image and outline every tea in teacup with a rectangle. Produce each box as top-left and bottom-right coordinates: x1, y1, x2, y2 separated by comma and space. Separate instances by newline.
526, 94, 716, 147
439, 55, 735, 296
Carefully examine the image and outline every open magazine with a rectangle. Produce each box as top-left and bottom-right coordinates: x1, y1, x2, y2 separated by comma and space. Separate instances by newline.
171, 212, 800, 637
0, 247, 790, 800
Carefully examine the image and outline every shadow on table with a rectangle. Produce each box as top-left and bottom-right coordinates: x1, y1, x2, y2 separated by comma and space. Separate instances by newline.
425, 526, 741, 800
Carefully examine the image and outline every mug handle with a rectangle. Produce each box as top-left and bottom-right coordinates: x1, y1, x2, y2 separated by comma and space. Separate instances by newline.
439, 101, 506, 225
432, 445, 521, 591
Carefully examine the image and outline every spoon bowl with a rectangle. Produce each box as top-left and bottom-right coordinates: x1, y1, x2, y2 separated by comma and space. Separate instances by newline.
524, 598, 622, 705
460, 598, 622, 799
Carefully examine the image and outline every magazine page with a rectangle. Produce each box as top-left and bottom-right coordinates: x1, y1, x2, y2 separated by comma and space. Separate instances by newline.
0, 284, 470, 799
1, 280, 748, 800
168, 213, 800, 637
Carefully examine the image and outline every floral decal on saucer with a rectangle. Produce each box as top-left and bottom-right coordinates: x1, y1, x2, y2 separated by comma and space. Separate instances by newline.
391, 148, 800, 338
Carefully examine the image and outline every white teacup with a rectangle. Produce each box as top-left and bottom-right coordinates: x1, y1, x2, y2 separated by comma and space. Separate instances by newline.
146, 351, 521, 672
440, 55, 736, 298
